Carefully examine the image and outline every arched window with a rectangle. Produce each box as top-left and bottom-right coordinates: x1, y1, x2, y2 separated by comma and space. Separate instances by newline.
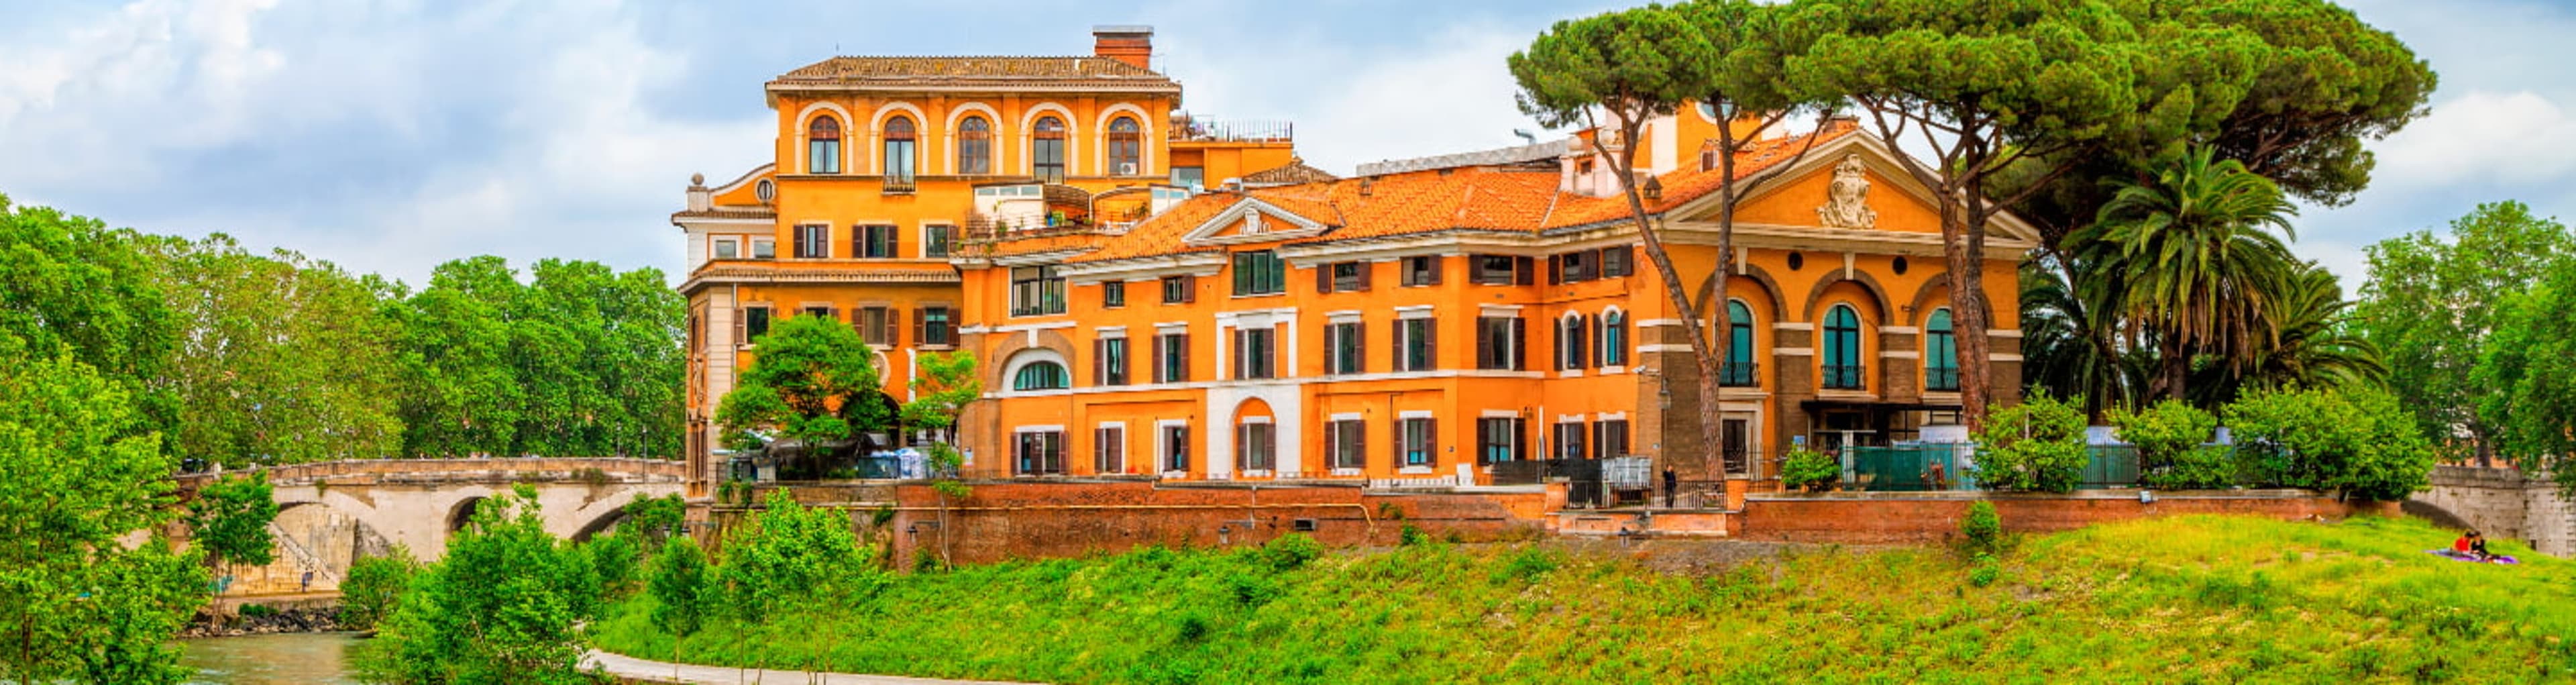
1032, 116, 1067, 182
1013, 361, 1069, 390
1558, 314, 1588, 370
881, 116, 916, 185
1107, 116, 1142, 176
957, 116, 992, 174
1925, 308, 1960, 391
807, 115, 842, 174
1724, 301, 1756, 386
1822, 304, 1864, 390
1599, 311, 1627, 367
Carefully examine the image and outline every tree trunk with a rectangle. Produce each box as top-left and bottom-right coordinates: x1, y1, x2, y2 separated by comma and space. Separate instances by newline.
1603, 118, 1729, 508
2160, 334, 2188, 402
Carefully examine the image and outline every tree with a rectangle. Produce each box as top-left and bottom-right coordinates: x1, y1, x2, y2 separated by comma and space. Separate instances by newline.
618, 493, 689, 549
2108, 399, 2232, 489
2358, 202, 2576, 466
2085, 146, 2302, 401
2019, 258, 2144, 417
718, 491, 878, 621
148, 235, 403, 466
1789, 0, 2264, 427
355, 486, 600, 685
714, 313, 891, 476
390, 257, 528, 457
337, 546, 421, 631
1509, 2, 1830, 498
2473, 248, 2576, 495
388, 256, 686, 460
900, 350, 981, 568
647, 536, 714, 637
188, 472, 280, 571
0, 195, 178, 433
2227, 262, 2382, 395
0, 336, 206, 685
1970, 390, 2088, 493
2222, 386, 2433, 500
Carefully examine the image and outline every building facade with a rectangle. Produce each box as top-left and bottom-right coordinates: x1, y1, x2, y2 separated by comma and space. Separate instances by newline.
949, 112, 2036, 493
675, 27, 1299, 495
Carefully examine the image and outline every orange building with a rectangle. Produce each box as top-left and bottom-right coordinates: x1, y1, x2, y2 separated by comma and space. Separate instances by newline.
949, 112, 2038, 496
674, 27, 1299, 494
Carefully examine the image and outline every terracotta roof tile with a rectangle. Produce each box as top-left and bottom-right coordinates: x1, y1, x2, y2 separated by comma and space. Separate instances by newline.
1240, 160, 1340, 187
771, 56, 1178, 89
1544, 121, 1859, 228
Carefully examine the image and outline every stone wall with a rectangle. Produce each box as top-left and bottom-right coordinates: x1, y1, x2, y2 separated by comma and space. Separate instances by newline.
2412, 466, 2572, 556
1735, 490, 2396, 545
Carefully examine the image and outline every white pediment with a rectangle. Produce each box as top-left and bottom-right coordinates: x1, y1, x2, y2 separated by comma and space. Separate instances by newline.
1179, 197, 1332, 247
1666, 131, 2043, 244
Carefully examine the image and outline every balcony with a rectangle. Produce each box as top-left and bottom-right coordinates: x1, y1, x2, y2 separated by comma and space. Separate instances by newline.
881, 176, 916, 195
1172, 116, 1293, 143
1925, 366, 1960, 392
1719, 361, 1759, 387
1821, 364, 1866, 390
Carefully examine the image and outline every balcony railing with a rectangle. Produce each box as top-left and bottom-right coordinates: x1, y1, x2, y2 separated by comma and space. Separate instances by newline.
881, 176, 916, 195
1720, 361, 1759, 387
1822, 364, 1866, 390
1172, 117, 1293, 143
1925, 366, 1960, 392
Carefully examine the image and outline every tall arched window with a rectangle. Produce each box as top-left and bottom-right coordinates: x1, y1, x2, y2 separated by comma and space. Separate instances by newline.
1724, 300, 1757, 386
957, 116, 991, 174
881, 116, 916, 186
1013, 361, 1069, 390
1599, 311, 1627, 367
1925, 308, 1960, 391
807, 115, 842, 174
1032, 116, 1067, 182
1107, 116, 1142, 176
1822, 304, 1864, 390
1558, 314, 1588, 370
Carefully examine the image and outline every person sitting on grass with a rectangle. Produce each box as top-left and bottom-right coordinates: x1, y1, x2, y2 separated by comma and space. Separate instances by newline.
2471, 531, 2494, 562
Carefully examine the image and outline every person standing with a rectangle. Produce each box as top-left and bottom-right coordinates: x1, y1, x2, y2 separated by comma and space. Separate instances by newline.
1661, 466, 1678, 509
300, 570, 313, 593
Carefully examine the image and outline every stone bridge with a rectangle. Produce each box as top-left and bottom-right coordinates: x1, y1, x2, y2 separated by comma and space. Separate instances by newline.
175, 458, 684, 595
2406, 465, 2572, 557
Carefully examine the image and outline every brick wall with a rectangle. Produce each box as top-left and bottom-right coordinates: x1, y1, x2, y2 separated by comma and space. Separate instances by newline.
1735, 490, 2397, 545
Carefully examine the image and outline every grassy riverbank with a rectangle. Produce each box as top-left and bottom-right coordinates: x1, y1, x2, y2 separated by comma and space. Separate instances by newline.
592, 515, 2575, 683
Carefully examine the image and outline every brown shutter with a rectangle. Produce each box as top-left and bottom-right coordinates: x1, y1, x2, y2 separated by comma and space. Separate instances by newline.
1182, 275, 1197, 303
1318, 264, 1335, 294
1547, 255, 1562, 284
1354, 321, 1367, 374
1550, 316, 1562, 370
1093, 339, 1106, 386
1424, 321, 1437, 371
911, 309, 924, 347
1475, 318, 1492, 370
1356, 261, 1373, 291
1426, 255, 1444, 285
1511, 317, 1527, 370
887, 225, 899, 258
1515, 256, 1535, 286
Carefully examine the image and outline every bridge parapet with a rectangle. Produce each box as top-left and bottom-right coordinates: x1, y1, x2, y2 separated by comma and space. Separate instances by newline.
177, 458, 685, 488
2412, 465, 2571, 557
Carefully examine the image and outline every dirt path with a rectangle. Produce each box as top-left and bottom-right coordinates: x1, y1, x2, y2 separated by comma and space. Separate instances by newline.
583, 649, 1043, 685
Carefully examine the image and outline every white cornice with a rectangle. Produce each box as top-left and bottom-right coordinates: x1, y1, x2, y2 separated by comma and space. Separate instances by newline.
1181, 198, 1331, 247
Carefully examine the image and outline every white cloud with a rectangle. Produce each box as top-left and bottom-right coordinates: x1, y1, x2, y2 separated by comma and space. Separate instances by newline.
2373, 90, 2576, 191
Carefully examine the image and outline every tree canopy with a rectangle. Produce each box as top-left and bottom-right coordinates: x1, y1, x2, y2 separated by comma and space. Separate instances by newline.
716, 313, 892, 456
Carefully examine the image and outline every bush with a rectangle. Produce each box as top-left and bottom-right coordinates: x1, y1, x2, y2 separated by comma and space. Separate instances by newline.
1490, 547, 1558, 584
719, 490, 879, 621
337, 546, 421, 630
1972, 391, 2090, 492
2223, 386, 2437, 500
1780, 447, 1840, 493
1259, 533, 1324, 571
238, 603, 276, 618
619, 493, 688, 546
647, 537, 714, 637
1399, 525, 1429, 547
1960, 501, 2002, 555
354, 486, 598, 685
586, 532, 642, 598
1967, 553, 2001, 588
2110, 400, 2231, 489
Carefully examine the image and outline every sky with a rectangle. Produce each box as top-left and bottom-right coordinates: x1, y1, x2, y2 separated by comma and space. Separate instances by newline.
0, 0, 2569, 291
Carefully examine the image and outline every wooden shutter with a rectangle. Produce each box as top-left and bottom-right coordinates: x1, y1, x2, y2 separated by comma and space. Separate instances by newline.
1547, 255, 1562, 284
1550, 317, 1562, 370
1181, 276, 1197, 303
910, 309, 924, 347
1318, 265, 1335, 294
1093, 339, 1107, 386
1511, 317, 1527, 370
1475, 319, 1492, 370
1515, 256, 1536, 286
1356, 262, 1373, 291
1426, 256, 1444, 285
1353, 321, 1366, 374
887, 225, 900, 258
1177, 333, 1190, 382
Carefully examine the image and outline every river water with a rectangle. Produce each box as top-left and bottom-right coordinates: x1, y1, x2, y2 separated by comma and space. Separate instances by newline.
181, 632, 362, 684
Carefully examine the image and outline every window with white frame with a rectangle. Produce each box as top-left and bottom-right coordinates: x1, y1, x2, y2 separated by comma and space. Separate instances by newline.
1236, 421, 1275, 472
923, 224, 955, 258
1094, 424, 1126, 475
1010, 266, 1067, 317
1016, 430, 1064, 475
1399, 417, 1436, 467
1324, 321, 1364, 375
1599, 311, 1627, 367
713, 236, 740, 260
1161, 423, 1190, 472
1324, 418, 1364, 470
1233, 325, 1275, 379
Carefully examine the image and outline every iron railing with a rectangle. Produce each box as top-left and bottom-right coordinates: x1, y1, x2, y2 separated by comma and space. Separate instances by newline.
1925, 366, 1960, 392
1173, 117, 1294, 143
1720, 361, 1760, 386
1821, 364, 1866, 390
1842, 445, 1970, 492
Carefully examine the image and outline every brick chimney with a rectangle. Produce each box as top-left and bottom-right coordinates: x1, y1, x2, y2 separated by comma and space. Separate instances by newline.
1093, 25, 1154, 70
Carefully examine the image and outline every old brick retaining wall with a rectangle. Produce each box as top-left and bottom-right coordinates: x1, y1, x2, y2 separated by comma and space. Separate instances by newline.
2410, 466, 2571, 556
1735, 490, 2398, 545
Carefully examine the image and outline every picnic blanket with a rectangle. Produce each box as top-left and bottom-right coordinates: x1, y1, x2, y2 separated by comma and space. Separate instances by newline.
2427, 549, 2520, 565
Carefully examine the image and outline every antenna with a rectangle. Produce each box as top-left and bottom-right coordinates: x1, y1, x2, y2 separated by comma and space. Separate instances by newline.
1512, 129, 1537, 145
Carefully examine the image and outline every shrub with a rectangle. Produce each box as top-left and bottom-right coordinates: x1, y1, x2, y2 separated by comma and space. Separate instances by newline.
1967, 553, 2000, 588
1960, 501, 2002, 555
354, 486, 598, 685
338, 546, 421, 630
619, 493, 688, 546
1972, 391, 2090, 492
2223, 386, 2437, 500
647, 536, 714, 637
719, 490, 879, 621
1399, 525, 1429, 547
1779, 447, 1840, 492
1260, 533, 1324, 571
586, 532, 642, 598
2110, 400, 2231, 489
238, 603, 276, 618
1491, 547, 1558, 584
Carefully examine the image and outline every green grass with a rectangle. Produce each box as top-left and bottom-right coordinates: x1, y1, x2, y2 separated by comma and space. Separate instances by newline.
591, 515, 2576, 684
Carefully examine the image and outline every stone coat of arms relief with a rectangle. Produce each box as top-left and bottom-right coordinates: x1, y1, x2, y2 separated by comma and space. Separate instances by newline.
1816, 154, 1878, 230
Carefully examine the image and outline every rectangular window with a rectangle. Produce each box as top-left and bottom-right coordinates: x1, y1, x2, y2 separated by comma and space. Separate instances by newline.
1397, 317, 1436, 372
857, 224, 898, 258
859, 307, 892, 345
1033, 137, 1065, 183
1594, 419, 1630, 460
1477, 417, 1525, 465
1325, 419, 1365, 470
1469, 254, 1529, 286
750, 238, 775, 259
1016, 431, 1065, 475
1324, 321, 1364, 375
915, 307, 953, 346
1233, 326, 1275, 379
803, 305, 836, 321
1561, 250, 1593, 282
1161, 275, 1195, 304
1236, 423, 1276, 472
1171, 166, 1204, 189
1163, 424, 1191, 472
713, 237, 740, 260
1555, 421, 1587, 460
1155, 332, 1189, 383
1093, 337, 1129, 386
1401, 255, 1443, 286
742, 306, 772, 343
1095, 425, 1126, 475
1601, 246, 1633, 277
1232, 250, 1286, 296
923, 224, 955, 258
1323, 262, 1369, 293
1010, 266, 1067, 317
1475, 315, 1524, 370
1399, 417, 1436, 467
1102, 281, 1126, 308
794, 224, 830, 259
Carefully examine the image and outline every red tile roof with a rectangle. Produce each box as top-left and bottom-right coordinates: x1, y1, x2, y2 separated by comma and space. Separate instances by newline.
770, 56, 1178, 91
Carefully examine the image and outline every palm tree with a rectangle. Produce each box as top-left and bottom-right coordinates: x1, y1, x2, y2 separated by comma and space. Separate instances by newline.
2019, 258, 2145, 418
2084, 146, 2302, 401
2238, 262, 2385, 390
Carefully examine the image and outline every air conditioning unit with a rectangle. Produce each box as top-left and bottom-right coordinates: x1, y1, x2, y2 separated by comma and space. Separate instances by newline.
1118, 162, 1138, 176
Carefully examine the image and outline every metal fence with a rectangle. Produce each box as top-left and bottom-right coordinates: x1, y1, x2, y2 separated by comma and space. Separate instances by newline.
2082, 444, 2141, 488
1842, 445, 1970, 492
